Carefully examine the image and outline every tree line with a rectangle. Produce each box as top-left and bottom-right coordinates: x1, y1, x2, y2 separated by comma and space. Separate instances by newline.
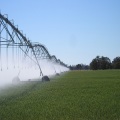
70, 56, 120, 70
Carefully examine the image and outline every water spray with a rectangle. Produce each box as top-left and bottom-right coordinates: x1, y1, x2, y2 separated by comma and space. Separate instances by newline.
0, 12, 69, 85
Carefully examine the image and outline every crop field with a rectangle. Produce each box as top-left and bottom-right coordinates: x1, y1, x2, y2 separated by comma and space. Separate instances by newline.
0, 70, 120, 120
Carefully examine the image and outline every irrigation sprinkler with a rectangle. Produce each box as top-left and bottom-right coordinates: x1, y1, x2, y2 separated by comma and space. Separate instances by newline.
0, 12, 68, 83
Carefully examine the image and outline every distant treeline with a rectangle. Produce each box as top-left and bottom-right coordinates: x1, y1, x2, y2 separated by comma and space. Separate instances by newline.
69, 64, 89, 70
69, 56, 120, 70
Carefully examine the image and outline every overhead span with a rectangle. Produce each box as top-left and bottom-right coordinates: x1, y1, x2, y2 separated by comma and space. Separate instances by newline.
0, 13, 68, 77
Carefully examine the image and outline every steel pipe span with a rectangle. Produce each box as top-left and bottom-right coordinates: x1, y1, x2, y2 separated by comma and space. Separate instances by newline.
0, 12, 68, 79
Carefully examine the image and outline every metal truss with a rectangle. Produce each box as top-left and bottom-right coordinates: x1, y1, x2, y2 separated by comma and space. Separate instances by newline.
0, 13, 68, 77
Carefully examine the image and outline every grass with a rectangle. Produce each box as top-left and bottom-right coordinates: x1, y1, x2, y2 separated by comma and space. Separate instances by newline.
0, 70, 120, 120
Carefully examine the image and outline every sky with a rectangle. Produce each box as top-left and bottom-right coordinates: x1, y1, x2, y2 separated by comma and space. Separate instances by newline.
0, 0, 120, 65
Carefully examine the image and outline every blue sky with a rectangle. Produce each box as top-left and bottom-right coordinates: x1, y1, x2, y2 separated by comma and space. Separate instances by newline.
0, 0, 120, 65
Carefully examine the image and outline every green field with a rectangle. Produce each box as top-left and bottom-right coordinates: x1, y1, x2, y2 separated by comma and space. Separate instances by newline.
0, 70, 120, 120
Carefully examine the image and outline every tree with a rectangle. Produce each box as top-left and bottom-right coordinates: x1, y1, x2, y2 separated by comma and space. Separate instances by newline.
90, 58, 98, 70
99, 56, 111, 69
90, 56, 111, 70
76, 64, 82, 70
69, 64, 89, 70
112, 57, 120, 69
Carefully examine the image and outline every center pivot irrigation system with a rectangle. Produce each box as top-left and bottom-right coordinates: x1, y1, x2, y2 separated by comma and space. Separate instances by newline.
0, 12, 68, 82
